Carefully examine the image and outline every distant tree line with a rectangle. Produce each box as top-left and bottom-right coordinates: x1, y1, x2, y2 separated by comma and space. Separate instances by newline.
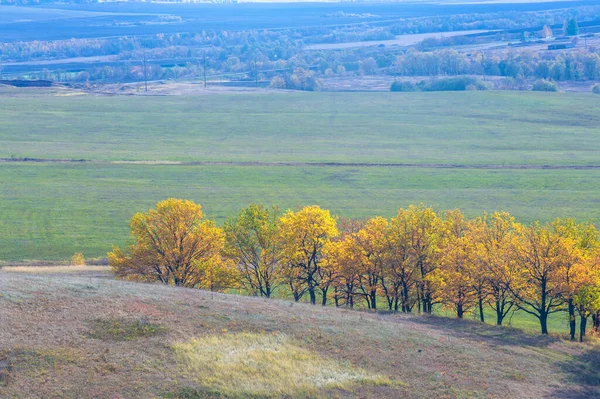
393, 48, 600, 82
2, 4, 600, 88
110, 199, 600, 340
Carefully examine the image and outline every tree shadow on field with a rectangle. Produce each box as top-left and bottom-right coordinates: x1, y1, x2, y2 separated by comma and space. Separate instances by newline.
550, 347, 600, 399
384, 313, 559, 348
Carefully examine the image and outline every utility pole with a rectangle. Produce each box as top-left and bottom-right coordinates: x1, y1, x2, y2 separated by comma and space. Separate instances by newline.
203, 51, 207, 88
143, 52, 148, 93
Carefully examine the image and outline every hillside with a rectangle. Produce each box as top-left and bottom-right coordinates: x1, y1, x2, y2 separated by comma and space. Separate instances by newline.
0, 266, 598, 398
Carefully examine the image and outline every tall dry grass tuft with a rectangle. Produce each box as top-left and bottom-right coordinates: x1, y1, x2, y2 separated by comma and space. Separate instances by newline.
172, 332, 392, 397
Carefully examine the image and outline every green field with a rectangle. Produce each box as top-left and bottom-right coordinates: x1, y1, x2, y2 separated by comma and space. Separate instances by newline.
2, 90, 600, 165
1, 90, 600, 262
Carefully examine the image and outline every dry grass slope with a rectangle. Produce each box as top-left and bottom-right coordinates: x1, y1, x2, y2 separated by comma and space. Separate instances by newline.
173, 332, 392, 398
0, 266, 599, 398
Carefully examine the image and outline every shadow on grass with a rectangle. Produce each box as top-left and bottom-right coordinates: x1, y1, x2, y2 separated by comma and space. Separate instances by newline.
383, 312, 600, 398
551, 347, 600, 399
87, 317, 165, 341
383, 312, 560, 348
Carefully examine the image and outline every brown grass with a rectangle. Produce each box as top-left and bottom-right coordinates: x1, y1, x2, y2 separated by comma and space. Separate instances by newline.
0, 267, 598, 398
173, 332, 392, 398
1, 265, 109, 273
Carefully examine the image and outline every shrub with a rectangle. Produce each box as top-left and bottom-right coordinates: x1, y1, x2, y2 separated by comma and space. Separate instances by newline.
532, 79, 558, 92
592, 83, 600, 94
417, 76, 488, 92
390, 81, 416, 92
71, 252, 85, 266
269, 76, 286, 89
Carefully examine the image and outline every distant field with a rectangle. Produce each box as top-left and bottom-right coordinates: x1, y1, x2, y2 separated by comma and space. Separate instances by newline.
0, 5, 110, 24
2, 90, 600, 165
1, 90, 600, 261
0, 1, 595, 42
305, 30, 490, 50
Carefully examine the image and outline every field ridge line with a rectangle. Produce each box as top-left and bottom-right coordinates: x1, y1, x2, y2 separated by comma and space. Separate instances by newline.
4, 158, 600, 170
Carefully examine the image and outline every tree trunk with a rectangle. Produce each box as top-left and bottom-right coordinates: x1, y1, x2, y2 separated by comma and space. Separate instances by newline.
478, 295, 485, 323
580, 316, 588, 342
540, 311, 549, 335
321, 287, 328, 306
496, 300, 503, 326
346, 285, 352, 308
422, 285, 432, 313
370, 289, 377, 311
569, 299, 576, 341
290, 280, 301, 302
402, 281, 410, 313
309, 287, 316, 305
540, 279, 549, 334
593, 311, 600, 333
457, 303, 464, 319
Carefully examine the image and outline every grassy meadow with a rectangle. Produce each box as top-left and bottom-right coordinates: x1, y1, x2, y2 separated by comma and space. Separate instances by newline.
3, 163, 600, 261
1, 90, 600, 263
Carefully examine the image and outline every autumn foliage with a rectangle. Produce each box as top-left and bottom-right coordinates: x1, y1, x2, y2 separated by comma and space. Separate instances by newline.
109, 199, 238, 291
109, 199, 600, 340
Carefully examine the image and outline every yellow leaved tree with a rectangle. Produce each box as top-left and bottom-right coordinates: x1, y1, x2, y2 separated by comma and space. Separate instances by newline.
552, 218, 599, 340
398, 204, 443, 314
108, 198, 237, 291
509, 221, 571, 334
224, 204, 283, 298
278, 205, 338, 305
470, 212, 519, 326
354, 216, 389, 311
430, 210, 479, 319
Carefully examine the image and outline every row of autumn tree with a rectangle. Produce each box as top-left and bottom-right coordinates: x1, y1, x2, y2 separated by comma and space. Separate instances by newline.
108, 199, 600, 340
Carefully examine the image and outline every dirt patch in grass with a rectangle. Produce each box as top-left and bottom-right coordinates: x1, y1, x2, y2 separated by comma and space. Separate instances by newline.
173, 332, 392, 398
87, 317, 166, 341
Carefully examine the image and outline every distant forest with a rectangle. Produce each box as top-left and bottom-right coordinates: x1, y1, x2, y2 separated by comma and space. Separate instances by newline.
2, 3, 600, 89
